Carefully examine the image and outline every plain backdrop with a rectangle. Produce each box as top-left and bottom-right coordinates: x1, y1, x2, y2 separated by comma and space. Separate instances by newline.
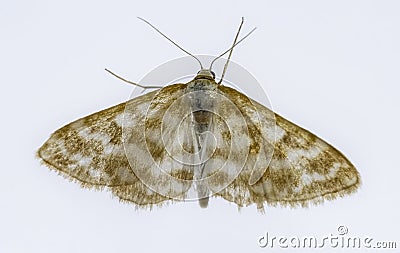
1, 0, 399, 252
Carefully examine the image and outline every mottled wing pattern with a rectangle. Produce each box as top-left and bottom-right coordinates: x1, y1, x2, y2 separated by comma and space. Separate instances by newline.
38, 84, 193, 206
38, 101, 138, 187
119, 84, 195, 201
200, 86, 275, 198
214, 86, 361, 210
38, 80, 360, 210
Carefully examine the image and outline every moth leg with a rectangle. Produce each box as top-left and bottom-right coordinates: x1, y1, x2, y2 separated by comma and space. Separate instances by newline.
105, 68, 163, 89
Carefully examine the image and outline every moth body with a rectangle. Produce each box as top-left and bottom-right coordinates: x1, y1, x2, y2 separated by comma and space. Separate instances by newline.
186, 70, 218, 208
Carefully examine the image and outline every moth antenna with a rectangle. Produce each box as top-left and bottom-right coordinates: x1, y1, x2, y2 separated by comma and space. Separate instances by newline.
105, 68, 163, 89
208, 18, 256, 84
138, 17, 203, 69
218, 17, 245, 84
209, 27, 256, 72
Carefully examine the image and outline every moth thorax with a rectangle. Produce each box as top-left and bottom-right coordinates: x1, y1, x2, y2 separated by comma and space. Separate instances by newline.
190, 90, 214, 132
187, 81, 216, 107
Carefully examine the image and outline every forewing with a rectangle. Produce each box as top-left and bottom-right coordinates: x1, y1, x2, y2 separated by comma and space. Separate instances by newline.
198, 86, 267, 196
123, 84, 196, 201
254, 111, 360, 208
38, 84, 194, 206
213, 86, 360, 210
38, 99, 141, 187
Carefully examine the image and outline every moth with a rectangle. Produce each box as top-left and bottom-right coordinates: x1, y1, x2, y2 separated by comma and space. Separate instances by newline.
37, 18, 360, 211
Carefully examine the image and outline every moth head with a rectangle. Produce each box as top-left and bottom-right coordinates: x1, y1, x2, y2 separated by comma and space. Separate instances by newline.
195, 69, 216, 80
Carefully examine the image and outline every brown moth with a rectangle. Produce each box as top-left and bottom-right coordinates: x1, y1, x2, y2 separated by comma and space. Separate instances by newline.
37, 18, 360, 211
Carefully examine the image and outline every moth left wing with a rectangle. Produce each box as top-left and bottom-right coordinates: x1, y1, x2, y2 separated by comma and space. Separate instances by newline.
119, 84, 198, 203
38, 84, 195, 207
38, 100, 142, 188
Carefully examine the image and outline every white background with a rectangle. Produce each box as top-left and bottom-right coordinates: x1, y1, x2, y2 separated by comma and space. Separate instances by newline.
1, 0, 399, 252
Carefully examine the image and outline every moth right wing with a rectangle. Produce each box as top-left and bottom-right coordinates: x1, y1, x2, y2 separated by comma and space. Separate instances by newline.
213, 85, 360, 210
